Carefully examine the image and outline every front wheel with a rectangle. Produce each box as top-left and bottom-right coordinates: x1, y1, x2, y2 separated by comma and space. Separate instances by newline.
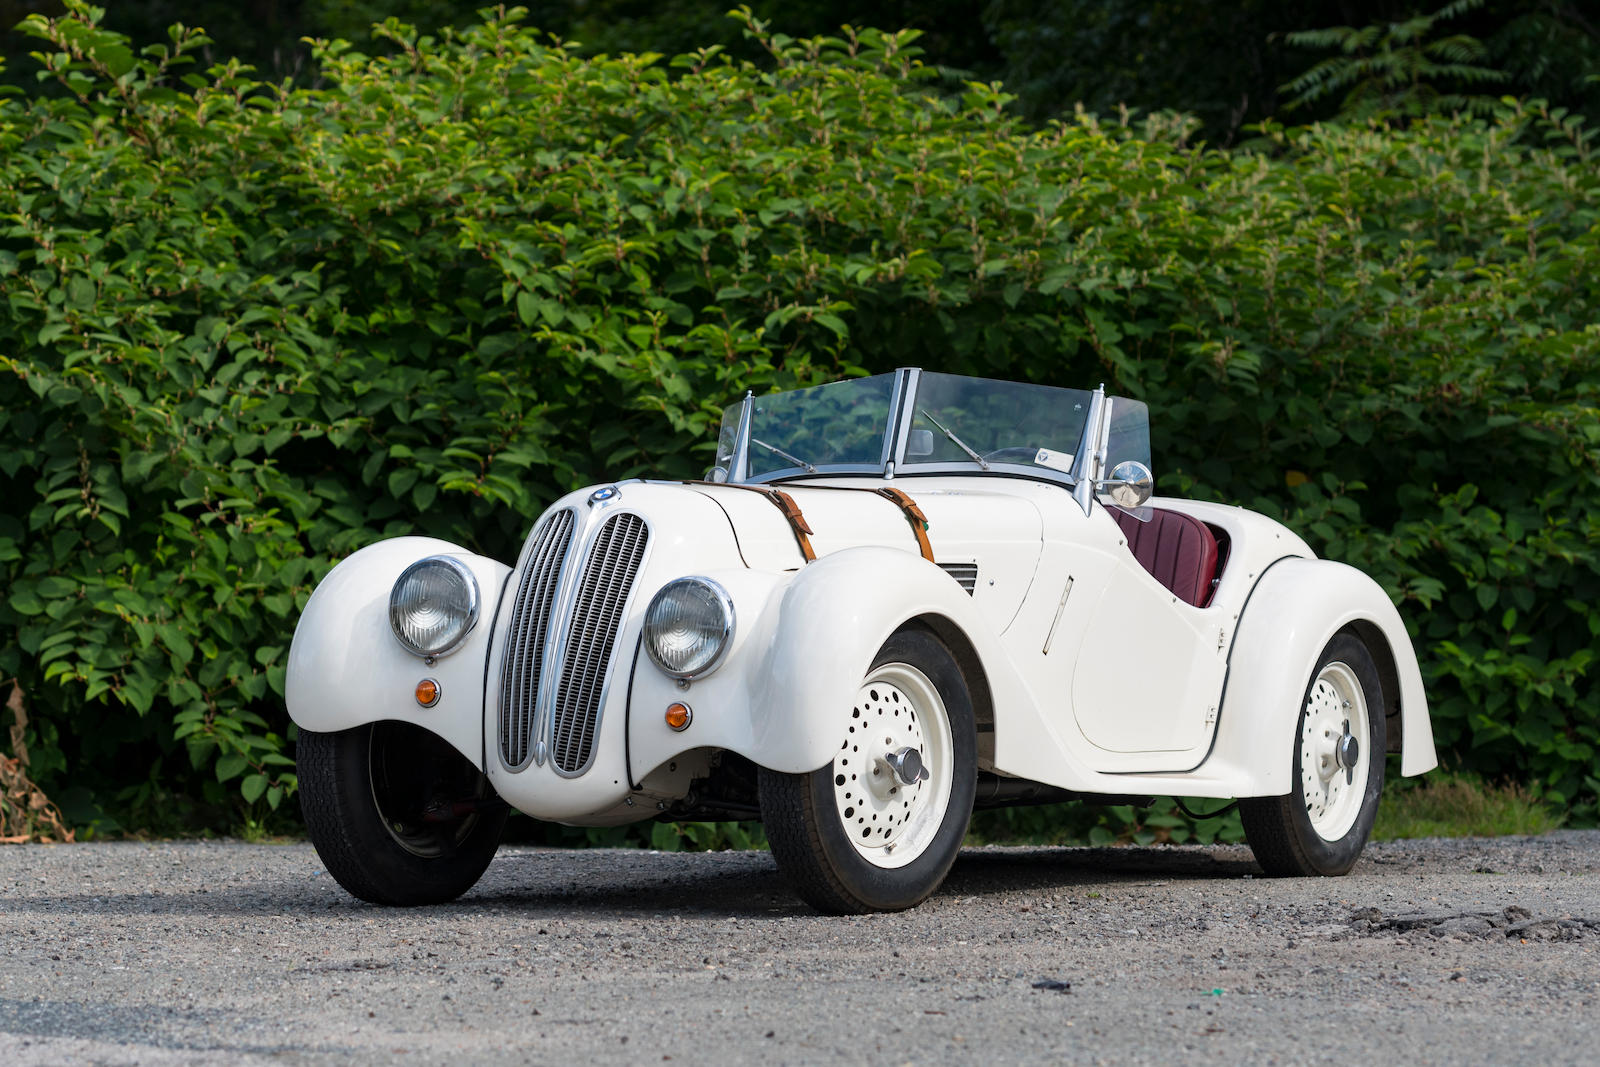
759, 628, 977, 913
298, 721, 507, 905
1240, 632, 1386, 877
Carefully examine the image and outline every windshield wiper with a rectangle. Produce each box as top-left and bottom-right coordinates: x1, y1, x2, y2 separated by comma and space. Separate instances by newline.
751, 437, 817, 474
919, 410, 989, 470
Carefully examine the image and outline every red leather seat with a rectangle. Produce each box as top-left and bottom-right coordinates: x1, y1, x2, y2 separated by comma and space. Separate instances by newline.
1110, 507, 1219, 608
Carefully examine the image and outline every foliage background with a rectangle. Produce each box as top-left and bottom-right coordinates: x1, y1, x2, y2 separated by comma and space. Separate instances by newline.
6, 1, 1598, 143
1, 2, 1595, 841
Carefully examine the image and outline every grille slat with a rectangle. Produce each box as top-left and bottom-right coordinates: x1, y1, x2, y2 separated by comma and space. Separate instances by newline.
497, 509, 575, 769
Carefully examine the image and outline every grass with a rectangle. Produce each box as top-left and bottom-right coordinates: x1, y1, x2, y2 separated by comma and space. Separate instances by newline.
964, 771, 1566, 849
1372, 773, 1565, 841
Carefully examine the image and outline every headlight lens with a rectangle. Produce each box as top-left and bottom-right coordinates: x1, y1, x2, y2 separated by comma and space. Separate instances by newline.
388, 556, 480, 657
643, 577, 735, 679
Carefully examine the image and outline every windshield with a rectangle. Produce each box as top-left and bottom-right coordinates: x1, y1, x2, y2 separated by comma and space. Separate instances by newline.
708, 369, 1131, 485
743, 374, 897, 478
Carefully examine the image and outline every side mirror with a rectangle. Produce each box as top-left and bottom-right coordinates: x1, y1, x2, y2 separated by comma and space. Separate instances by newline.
704, 466, 729, 483
906, 428, 935, 458
1097, 460, 1153, 508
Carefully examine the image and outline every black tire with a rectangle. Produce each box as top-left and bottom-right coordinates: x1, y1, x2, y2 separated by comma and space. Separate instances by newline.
1241, 633, 1386, 877
759, 628, 977, 913
298, 721, 506, 905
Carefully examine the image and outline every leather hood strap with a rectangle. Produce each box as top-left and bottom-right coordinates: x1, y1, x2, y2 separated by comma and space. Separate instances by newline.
685, 481, 816, 563
684, 480, 933, 565
874, 487, 935, 563
766, 489, 817, 562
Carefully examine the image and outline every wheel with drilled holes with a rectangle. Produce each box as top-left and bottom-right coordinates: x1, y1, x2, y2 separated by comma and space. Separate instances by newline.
298, 721, 506, 905
759, 628, 977, 913
1240, 632, 1386, 876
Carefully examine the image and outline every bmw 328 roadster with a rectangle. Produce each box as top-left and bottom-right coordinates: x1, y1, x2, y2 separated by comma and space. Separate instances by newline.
287, 369, 1435, 912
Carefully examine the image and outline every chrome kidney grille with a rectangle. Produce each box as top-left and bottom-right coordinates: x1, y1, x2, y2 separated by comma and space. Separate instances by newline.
498, 509, 576, 770
548, 513, 649, 774
496, 508, 649, 776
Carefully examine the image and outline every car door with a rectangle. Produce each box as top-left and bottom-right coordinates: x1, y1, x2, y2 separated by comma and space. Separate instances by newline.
1067, 529, 1228, 771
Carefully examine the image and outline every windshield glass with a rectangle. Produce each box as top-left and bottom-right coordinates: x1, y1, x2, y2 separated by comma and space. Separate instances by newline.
738, 373, 896, 478
904, 372, 1093, 472
708, 369, 1116, 483
1104, 395, 1151, 473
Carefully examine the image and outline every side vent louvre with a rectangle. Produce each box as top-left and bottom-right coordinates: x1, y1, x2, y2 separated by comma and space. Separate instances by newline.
939, 562, 978, 595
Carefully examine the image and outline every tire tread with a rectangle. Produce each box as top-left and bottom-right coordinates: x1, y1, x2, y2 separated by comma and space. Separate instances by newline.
297, 725, 504, 906
298, 728, 394, 904
759, 766, 868, 914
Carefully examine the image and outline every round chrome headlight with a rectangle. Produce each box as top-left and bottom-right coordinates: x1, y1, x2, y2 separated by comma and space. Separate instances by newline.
643, 577, 735, 679
388, 556, 480, 658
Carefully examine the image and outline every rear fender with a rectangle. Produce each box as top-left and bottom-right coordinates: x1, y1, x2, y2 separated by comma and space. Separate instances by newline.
285, 537, 509, 770
1214, 558, 1435, 796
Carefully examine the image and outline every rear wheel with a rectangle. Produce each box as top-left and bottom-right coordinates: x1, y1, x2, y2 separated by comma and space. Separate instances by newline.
1241, 633, 1386, 876
298, 721, 506, 905
759, 629, 977, 913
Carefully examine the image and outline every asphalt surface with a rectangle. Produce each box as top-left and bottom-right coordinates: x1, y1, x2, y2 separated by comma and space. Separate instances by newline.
1, 832, 1597, 1065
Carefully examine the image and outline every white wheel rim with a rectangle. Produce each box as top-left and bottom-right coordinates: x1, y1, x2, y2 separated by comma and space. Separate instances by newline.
831, 662, 954, 870
1300, 661, 1371, 841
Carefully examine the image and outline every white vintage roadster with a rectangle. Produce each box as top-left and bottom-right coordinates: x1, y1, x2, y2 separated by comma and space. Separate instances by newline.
287, 369, 1436, 912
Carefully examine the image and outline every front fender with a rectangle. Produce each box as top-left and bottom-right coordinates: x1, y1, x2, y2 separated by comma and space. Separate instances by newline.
754, 547, 993, 772
1213, 557, 1436, 797
628, 546, 1012, 779
285, 536, 510, 770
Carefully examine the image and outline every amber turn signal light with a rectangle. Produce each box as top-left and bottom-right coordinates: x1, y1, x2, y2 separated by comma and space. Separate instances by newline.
665, 702, 693, 731
415, 678, 440, 707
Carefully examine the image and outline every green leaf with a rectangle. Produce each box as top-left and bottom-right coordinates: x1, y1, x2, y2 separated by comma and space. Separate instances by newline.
8, 591, 45, 616
388, 468, 419, 497
215, 755, 248, 783
35, 576, 77, 598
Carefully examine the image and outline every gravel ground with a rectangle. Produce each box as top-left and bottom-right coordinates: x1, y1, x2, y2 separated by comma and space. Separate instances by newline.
1, 832, 1597, 1065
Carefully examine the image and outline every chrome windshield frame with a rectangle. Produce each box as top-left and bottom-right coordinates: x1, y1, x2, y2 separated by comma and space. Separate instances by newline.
884, 367, 921, 478
1069, 384, 1108, 516
727, 392, 754, 483
724, 368, 1102, 491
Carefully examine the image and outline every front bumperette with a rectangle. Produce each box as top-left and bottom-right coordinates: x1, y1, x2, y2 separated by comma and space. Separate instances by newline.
286, 536, 510, 770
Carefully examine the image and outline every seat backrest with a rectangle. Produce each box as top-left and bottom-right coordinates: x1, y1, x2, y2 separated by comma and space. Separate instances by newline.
1110, 506, 1219, 608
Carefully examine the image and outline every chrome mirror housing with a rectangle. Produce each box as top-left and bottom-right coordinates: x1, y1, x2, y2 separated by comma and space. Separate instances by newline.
1098, 460, 1153, 508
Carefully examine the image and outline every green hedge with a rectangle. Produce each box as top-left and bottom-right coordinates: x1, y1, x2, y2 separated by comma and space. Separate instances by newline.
1, 3, 1596, 832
